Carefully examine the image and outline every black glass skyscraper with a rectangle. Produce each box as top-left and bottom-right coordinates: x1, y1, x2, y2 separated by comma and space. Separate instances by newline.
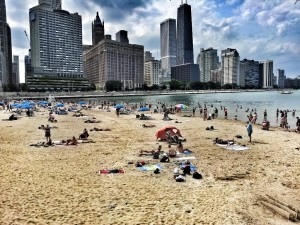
176, 2, 194, 65
0, 0, 12, 85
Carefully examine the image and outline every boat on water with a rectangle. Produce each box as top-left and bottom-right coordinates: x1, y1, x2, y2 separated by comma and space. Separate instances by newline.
280, 90, 293, 94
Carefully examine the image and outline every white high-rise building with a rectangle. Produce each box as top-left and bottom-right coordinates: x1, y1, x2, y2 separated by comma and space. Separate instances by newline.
260, 60, 273, 89
160, 19, 176, 78
144, 52, 160, 86
221, 48, 240, 85
29, 1, 83, 78
197, 48, 218, 82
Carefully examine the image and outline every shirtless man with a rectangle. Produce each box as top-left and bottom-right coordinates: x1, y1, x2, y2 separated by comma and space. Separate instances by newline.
168, 144, 177, 157
140, 145, 162, 156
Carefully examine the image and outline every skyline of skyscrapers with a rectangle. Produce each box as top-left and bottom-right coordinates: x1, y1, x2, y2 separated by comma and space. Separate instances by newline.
0, 0, 293, 90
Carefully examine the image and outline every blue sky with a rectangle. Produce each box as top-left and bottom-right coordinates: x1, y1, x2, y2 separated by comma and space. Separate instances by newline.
6, 0, 300, 82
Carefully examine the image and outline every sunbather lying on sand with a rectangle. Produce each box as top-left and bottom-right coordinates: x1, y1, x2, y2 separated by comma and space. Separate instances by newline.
214, 138, 234, 145
90, 127, 111, 131
139, 145, 162, 156
53, 137, 94, 145
142, 124, 156, 128
30, 138, 54, 147
84, 119, 101, 123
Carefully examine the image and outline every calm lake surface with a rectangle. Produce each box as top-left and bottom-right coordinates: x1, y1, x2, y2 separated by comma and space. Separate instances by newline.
79, 90, 300, 128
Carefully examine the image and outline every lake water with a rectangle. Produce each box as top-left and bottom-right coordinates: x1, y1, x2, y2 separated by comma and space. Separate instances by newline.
81, 90, 300, 129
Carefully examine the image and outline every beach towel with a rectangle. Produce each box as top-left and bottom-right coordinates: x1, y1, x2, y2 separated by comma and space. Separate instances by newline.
99, 169, 125, 174
138, 164, 163, 172
183, 149, 193, 154
217, 144, 250, 151
175, 156, 196, 161
180, 163, 197, 172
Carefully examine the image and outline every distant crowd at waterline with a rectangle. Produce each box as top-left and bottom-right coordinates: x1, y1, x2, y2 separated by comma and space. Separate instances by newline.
1, 98, 300, 135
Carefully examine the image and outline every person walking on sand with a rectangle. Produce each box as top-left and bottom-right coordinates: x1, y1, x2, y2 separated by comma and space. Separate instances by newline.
246, 121, 253, 142
44, 124, 51, 143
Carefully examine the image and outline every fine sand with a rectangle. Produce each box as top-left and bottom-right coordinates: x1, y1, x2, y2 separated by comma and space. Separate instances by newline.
0, 107, 299, 225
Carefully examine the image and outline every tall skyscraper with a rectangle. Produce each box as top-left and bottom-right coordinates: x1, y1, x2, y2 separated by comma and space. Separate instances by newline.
198, 48, 218, 82
39, 0, 61, 9
0, 0, 12, 85
221, 48, 240, 85
92, 12, 104, 45
176, 3, 194, 65
259, 60, 273, 89
30, 2, 83, 78
160, 18, 176, 78
12, 55, 19, 85
276, 69, 285, 88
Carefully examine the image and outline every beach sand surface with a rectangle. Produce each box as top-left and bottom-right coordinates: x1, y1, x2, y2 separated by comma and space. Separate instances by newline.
0, 107, 299, 225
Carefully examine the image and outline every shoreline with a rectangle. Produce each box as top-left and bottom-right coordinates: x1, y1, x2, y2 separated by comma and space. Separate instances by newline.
0, 89, 275, 100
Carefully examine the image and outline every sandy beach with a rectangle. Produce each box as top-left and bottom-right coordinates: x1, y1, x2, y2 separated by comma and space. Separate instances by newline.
0, 105, 299, 225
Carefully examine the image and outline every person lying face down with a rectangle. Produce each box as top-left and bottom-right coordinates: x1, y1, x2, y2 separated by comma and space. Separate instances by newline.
90, 127, 111, 131
214, 138, 234, 145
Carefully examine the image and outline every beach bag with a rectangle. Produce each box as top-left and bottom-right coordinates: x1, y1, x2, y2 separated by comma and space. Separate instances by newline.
192, 172, 203, 179
160, 156, 169, 163
175, 175, 185, 182
153, 154, 159, 159
183, 165, 191, 175
154, 168, 160, 174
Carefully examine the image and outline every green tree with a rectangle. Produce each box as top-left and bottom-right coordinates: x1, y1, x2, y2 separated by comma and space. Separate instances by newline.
151, 84, 160, 90
169, 79, 183, 90
105, 80, 123, 92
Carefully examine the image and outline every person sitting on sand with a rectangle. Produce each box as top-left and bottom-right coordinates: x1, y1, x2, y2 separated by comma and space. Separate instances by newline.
79, 128, 89, 139
214, 138, 234, 145
90, 127, 111, 131
168, 144, 177, 157
140, 145, 162, 156
9, 114, 18, 120
66, 136, 78, 145
176, 142, 184, 153
142, 124, 156, 128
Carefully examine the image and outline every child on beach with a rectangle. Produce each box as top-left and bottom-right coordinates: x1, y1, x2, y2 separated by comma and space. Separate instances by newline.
246, 121, 253, 142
